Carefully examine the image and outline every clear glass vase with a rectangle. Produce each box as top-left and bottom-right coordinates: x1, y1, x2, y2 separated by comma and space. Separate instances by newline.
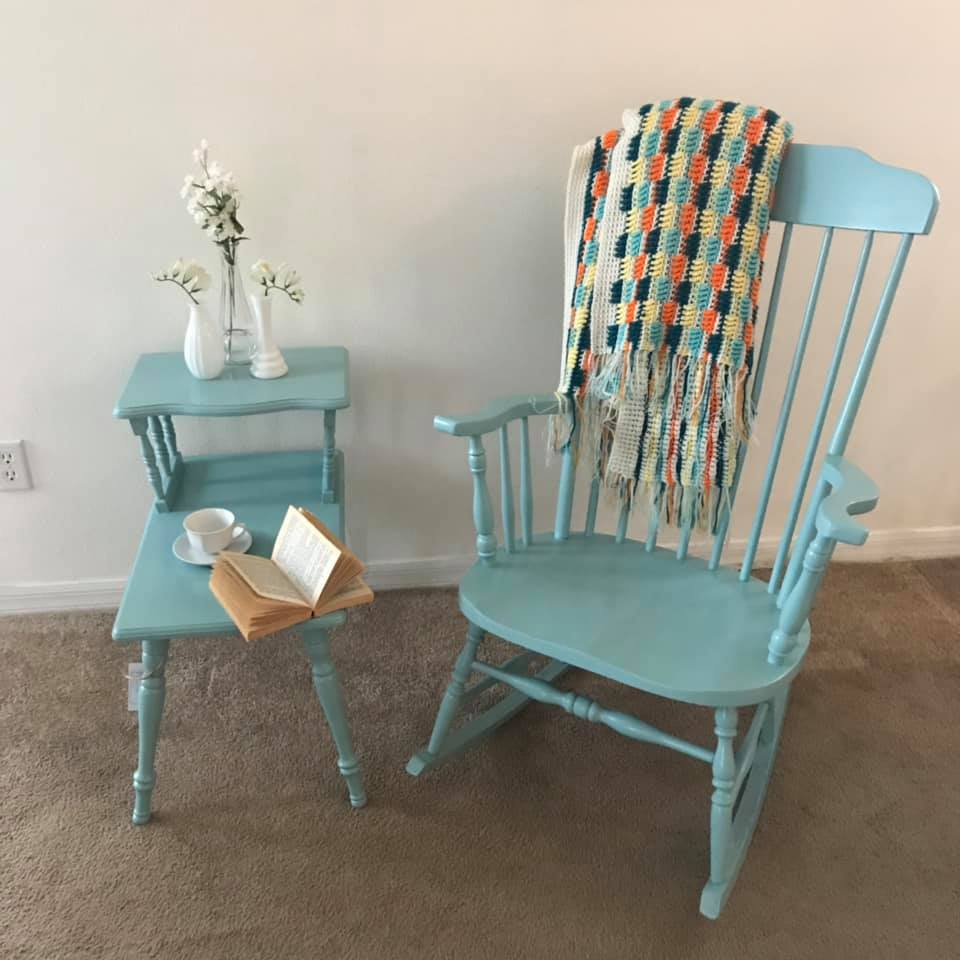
218, 246, 254, 365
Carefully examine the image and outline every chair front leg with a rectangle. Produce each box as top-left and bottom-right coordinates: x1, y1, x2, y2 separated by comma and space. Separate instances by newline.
407, 622, 569, 777
427, 622, 484, 755
701, 688, 790, 918
303, 628, 367, 808
708, 707, 738, 887
132, 638, 170, 825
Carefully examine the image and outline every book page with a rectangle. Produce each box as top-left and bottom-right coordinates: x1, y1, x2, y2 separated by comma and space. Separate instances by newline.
271, 506, 342, 607
296, 508, 364, 601
313, 576, 374, 617
219, 552, 309, 606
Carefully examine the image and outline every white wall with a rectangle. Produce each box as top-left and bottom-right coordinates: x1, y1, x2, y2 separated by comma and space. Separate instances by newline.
1, 1, 958, 604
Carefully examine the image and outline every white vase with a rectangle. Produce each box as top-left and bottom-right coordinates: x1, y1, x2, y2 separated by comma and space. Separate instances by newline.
183, 301, 225, 380
248, 292, 288, 379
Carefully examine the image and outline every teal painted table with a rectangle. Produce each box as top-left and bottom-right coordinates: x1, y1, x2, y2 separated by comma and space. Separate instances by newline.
112, 347, 366, 823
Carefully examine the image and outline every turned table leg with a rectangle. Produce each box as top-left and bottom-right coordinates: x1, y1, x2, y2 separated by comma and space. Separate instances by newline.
303, 628, 367, 808
132, 638, 170, 825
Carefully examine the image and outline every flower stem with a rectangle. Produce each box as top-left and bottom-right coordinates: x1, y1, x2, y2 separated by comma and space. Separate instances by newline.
155, 276, 199, 305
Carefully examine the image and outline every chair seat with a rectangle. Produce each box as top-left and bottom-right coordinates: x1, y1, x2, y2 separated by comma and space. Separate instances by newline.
459, 533, 809, 707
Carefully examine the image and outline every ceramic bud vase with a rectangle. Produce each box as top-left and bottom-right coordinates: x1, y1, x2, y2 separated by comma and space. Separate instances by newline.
184, 301, 225, 380
248, 292, 288, 379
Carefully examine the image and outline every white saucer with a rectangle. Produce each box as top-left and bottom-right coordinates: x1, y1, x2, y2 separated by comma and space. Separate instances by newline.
172, 530, 253, 567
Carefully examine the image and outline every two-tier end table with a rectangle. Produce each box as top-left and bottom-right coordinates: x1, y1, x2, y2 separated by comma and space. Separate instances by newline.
112, 346, 366, 824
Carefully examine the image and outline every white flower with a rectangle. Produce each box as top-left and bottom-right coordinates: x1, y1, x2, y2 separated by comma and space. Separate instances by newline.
250, 259, 274, 282
183, 262, 211, 293
251, 259, 305, 302
183, 140, 245, 251
153, 258, 210, 303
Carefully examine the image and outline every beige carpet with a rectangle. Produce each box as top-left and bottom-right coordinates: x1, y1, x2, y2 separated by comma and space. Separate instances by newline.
2, 561, 959, 959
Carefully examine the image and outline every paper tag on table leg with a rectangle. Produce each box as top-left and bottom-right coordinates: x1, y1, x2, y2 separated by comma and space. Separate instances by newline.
128, 663, 144, 712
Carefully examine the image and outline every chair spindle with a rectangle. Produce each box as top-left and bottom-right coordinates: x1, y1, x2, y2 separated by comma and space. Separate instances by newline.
468, 435, 497, 564
645, 509, 659, 552
677, 523, 692, 561
584, 477, 600, 536
615, 502, 629, 543
583, 477, 600, 537
779, 233, 914, 605
519, 416, 533, 547
709, 224, 794, 570
739, 227, 834, 581
555, 445, 576, 541
499, 425, 516, 553
768, 231, 874, 594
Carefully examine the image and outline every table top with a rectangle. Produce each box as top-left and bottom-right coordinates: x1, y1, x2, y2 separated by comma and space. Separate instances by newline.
112, 449, 346, 642
114, 346, 349, 419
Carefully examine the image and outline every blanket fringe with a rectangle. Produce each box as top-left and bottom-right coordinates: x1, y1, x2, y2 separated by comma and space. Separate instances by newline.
551, 344, 753, 532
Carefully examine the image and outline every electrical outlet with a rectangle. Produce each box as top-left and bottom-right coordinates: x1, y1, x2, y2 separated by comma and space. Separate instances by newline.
0, 441, 32, 491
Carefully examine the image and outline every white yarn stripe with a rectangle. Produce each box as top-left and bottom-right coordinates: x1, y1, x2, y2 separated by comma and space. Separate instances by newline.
560, 141, 594, 382
591, 109, 641, 358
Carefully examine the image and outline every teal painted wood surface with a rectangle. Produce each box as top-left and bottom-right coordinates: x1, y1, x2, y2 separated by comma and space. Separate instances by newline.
768, 232, 874, 594
459, 534, 807, 707
409, 144, 939, 918
112, 449, 346, 643
303, 630, 367, 808
132, 638, 169, 825
114, 346, 350, 418
740, 227, 833, 580
771, 144, 938, 234
113, 345, 365, 823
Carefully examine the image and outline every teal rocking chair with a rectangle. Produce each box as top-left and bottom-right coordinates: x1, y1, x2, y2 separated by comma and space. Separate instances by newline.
407, 145, 939, 917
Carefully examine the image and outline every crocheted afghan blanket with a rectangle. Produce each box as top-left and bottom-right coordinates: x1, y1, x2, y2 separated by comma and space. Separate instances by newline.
555, 97, 793, 531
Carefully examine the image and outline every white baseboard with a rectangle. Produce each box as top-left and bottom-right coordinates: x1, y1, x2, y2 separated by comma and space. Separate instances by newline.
1, 526, 958, 616
0, 577, 129, 616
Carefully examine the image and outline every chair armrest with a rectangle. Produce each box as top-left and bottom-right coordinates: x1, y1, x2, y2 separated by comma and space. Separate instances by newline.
815, 454, 880, 546
433, 393, 560, 437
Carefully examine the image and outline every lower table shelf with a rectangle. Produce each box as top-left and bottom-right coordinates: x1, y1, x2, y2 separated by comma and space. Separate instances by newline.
113, 449, 345, 643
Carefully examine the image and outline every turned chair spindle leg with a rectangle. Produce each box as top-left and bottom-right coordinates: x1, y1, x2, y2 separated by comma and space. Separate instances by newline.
426, 623, 484, 756
709, 706, 738, 885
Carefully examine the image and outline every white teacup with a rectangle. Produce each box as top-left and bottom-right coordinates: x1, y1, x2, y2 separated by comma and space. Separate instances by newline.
183, 508, 246, 555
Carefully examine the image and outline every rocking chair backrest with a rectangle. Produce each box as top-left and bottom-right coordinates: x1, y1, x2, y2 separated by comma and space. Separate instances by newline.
543, 143, 938, 598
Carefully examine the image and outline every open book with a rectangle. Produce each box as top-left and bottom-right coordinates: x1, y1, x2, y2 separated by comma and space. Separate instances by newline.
210, 506, 374, 641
